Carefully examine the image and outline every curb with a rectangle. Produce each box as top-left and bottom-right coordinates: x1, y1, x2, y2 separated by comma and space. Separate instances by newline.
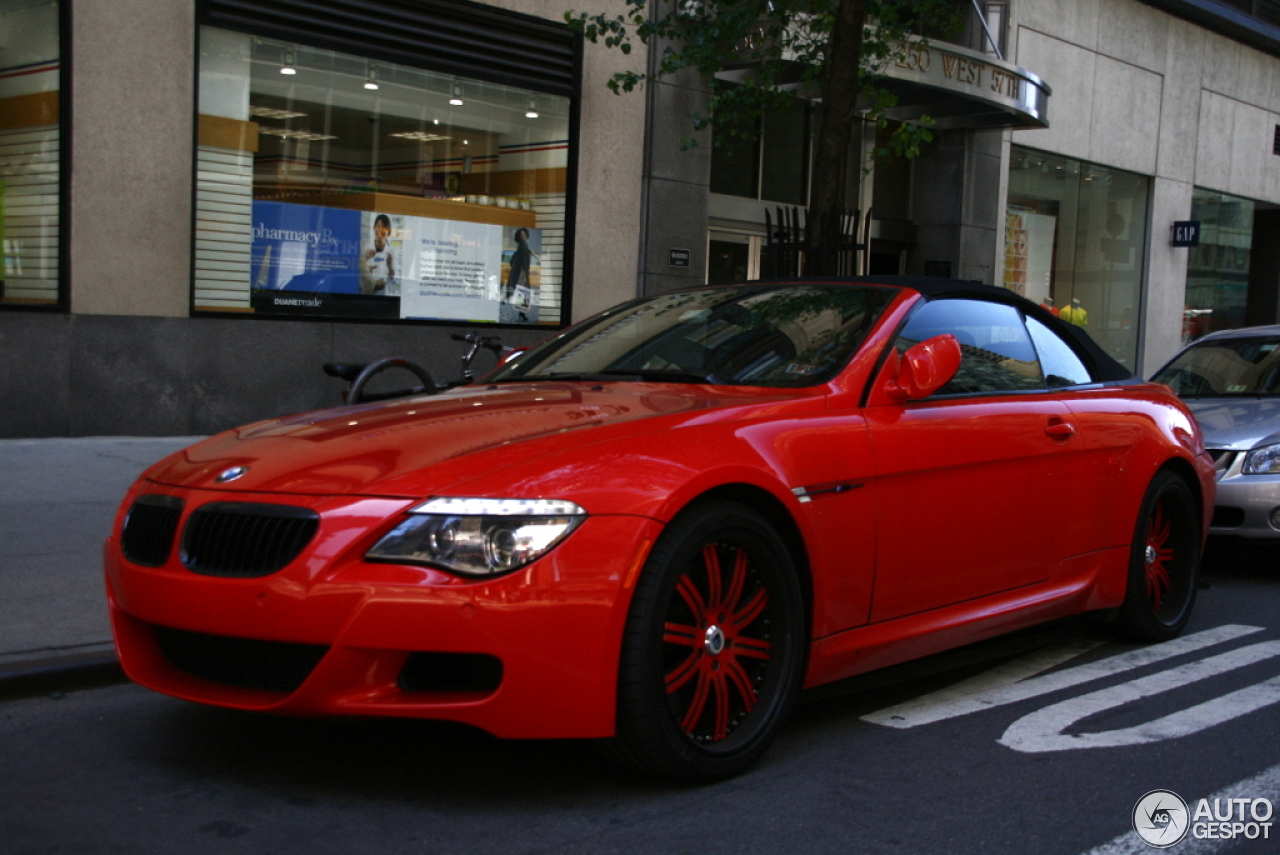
0, 652, 128, 702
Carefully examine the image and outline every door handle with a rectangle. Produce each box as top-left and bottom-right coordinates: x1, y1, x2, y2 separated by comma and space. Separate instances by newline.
1045, 419, 1076, 439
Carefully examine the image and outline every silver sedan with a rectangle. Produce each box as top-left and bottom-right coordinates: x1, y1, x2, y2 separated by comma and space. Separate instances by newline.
1152, 324, 1280, 539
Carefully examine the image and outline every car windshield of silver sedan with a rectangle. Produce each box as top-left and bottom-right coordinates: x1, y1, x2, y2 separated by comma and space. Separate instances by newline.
490, 283, 898, 388
1153, 335, 1280, 398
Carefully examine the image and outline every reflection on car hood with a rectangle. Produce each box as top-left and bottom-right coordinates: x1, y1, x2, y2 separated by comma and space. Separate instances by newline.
142, 382, 793, 497
1184, 397, 1280, 450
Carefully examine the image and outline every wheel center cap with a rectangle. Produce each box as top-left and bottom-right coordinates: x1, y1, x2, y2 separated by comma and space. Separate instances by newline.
1145, 544, 1158, 566
704, 625, 726, 656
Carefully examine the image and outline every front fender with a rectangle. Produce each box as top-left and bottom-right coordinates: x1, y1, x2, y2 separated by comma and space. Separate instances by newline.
444, 411, 881, 638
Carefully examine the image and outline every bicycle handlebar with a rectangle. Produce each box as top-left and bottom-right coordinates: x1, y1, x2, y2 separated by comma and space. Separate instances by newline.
451, 332, 506, 354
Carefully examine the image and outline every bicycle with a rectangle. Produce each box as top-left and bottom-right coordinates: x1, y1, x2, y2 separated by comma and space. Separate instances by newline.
323, 332, 512, 404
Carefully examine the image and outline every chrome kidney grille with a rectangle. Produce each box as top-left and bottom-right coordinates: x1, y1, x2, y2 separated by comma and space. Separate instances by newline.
180, 502, 320, 578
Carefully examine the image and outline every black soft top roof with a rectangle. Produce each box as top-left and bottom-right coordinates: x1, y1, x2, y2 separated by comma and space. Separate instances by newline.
794, 275, 1134, 383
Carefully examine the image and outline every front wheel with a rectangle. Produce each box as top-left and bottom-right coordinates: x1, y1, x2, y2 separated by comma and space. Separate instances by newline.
1115, 470, 1201, 641
606, 501, 806, 782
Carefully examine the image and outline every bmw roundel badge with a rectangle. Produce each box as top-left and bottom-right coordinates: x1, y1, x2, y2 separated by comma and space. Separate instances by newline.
215, 465, 249, 484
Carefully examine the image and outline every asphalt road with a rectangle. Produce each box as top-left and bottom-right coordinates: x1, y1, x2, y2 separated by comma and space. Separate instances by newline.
5, 542, 1280, 855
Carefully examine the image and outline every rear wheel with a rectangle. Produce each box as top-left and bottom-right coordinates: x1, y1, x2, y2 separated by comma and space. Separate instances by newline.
606, 501, 806, 782
1116, 470, 1200, 641
347, 357, 436, 404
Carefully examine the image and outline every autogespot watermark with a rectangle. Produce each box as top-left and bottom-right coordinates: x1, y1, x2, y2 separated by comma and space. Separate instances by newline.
1133, 789, 1275, 847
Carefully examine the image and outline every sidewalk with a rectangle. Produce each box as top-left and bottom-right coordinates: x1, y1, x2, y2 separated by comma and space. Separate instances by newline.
0, 436, 203, 697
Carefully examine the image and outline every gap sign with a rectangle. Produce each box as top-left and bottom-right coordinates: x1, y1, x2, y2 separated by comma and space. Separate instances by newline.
1172, 220, 1201, 247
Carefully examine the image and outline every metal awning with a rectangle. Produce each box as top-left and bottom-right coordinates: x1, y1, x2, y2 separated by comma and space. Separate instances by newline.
877, 37, 1050, 130
717, 36, 1050, 131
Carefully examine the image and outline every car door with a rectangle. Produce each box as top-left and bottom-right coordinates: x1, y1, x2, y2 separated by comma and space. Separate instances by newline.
866, 298, 1094, 623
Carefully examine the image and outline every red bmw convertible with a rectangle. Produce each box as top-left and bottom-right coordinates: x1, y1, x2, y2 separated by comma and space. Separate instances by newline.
105, 277, 1215, 780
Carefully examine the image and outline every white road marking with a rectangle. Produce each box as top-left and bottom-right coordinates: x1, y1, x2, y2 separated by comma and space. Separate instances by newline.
1001, 641, 1280, 751
861, 624, 1263, 728
1081, 761, 1280, 855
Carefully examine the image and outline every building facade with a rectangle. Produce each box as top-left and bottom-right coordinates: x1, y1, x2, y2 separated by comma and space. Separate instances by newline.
0, 0, 647, 436
638, 0, 1280, 378
4, 0, 1280, 436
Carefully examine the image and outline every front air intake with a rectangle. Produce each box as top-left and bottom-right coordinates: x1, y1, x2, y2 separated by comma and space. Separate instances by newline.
154, 625, 327, 693
399, 652, 504, 693
181, 502, 319, 578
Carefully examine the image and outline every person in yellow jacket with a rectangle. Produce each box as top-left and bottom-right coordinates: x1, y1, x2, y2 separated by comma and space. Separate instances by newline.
1060, 298, 1088, 326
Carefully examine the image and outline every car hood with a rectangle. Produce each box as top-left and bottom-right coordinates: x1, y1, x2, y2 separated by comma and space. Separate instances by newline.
142, 382, 802, 497
1183, 397, 1280, 450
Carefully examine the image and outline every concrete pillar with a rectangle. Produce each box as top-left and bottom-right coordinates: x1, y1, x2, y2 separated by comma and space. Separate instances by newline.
70, 0, 194, 317
908, 128, 1003, 284
637, 66, 711, 296
1141, 178, 1193, 375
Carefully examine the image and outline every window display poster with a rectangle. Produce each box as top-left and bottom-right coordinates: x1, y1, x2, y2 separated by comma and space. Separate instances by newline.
251, 201, 362, 293
500, 226, 542, 324
1, 179, 6, 298
1021, 211, 1057, 306
399, 218, 502, 322
398, 221, 543, 323
250, 200, 542, 323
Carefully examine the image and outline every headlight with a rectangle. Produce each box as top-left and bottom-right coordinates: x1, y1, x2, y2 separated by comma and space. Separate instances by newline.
366, 497, 586, 576
1243, 443, 1280, 475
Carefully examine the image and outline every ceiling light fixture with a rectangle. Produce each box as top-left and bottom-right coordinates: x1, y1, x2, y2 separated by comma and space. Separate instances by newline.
249, 106, 307, 120
389, 131, 452, 142
449, 82, 464, 106
258, 127, 338, 141
525, 97, 539, 119
280, 47, 297, 75
364, 63, 379, 91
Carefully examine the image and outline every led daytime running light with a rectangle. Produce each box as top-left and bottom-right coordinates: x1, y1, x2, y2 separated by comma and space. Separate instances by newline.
411, 497, 585, 517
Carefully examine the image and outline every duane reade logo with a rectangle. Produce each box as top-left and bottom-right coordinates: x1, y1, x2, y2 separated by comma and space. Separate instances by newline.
1133, 790, 1189, 848
252, 223, 336, 248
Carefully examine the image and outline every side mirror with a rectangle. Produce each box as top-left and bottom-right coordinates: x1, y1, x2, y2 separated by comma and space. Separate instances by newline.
498, 347, 528, 366
882, 334, 963, 402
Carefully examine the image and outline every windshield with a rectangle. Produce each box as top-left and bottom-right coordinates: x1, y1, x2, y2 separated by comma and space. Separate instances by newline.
490, 283, 897, 388
1153, 334, 1280, 398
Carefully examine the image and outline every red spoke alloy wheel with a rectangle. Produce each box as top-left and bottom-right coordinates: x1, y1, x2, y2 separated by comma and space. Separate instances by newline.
1116, 470, 1200, 642
606, 500, 806, 782
1145, 503, 1174, 612
662, 543, 773, 741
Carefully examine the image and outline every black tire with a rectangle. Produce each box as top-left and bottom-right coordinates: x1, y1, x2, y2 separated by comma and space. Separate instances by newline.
1115, 470, 1200, 641
605, 500, 806, 782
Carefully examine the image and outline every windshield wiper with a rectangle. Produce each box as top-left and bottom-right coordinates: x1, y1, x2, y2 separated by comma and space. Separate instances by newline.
515, 370, 715, 384
520, 372, 645, 382
620, 370, 715, 384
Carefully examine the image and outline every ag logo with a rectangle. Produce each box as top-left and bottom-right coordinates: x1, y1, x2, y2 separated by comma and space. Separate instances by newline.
1133, 789, 1190, 848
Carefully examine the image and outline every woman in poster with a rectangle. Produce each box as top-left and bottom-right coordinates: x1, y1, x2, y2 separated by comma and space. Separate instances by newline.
361, 213, 397, 296
503, 227, 539, 302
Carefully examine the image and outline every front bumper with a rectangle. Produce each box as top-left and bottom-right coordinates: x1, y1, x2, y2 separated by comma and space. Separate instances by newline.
105, 483, 661, 739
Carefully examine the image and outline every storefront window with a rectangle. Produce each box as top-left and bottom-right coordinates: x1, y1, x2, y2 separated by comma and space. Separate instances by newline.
0, 0, 61, 307
195, 27, 571, 325
1004, 146, 1149, 369
1184, 189, 1254, 343
710, 85, 811, 206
